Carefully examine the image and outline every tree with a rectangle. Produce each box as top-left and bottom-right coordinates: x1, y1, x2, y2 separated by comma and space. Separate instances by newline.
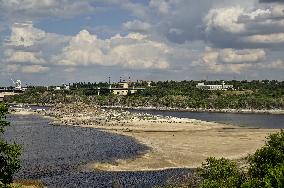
0, 104, 21, 186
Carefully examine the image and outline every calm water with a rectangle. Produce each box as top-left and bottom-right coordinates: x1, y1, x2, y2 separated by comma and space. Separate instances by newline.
129, 109, 284, 129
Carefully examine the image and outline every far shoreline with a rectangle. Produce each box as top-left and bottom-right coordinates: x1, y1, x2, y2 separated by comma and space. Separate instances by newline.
101, 105, 284, 115
7, 102, 284, 115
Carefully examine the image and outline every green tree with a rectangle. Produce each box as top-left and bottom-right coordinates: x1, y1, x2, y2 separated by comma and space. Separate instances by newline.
197, 130, 284, 188
245, 130, 284, 187
0, 104, 21, 186
197, 157, 245, 188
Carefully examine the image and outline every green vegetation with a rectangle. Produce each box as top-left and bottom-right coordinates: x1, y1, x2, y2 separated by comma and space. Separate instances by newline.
0, 104, 21, 187
197, 158, 245, 188
198, 130, 284, 188
5, 80, 284, 110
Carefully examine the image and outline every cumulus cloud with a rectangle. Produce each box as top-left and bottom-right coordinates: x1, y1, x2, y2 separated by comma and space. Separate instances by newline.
0, 0, 95, 20
259, 0, 284, 3
0, 0, 283, 82
6, 64, 49, 73
123, 20, 151, 33
205, 48, 266, 64
56, 30, 171, 70
245, 33, 284, 43
194, 48, 266, 73
21, 65, 49, 73
205, 6, 246, 33
4, 50, 46, 64
260, 59, 284, 69
204, 3, 284, 50
2, 22, 69, 74
6, 22, 45, 47
219, 49, 266, 63
204, 5, 284, 34
149, 0, 171, 14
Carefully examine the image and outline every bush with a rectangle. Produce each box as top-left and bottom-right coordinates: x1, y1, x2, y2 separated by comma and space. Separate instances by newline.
197, 130, 284, 188
0, 104, 21, 186
197, 157, 245, 188
248, 130, 284, 179
244, 130, 284, 187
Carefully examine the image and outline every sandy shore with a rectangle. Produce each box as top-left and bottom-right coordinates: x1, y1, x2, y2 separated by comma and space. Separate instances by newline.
31, 103, 277, 172
80, 122, 276, 171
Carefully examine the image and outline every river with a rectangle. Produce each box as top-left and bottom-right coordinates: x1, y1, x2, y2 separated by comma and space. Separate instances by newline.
4, 114, 192, 187
129, 109, 284, 129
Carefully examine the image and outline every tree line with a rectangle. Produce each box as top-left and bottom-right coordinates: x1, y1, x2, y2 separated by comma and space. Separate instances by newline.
4, 80, 284, 110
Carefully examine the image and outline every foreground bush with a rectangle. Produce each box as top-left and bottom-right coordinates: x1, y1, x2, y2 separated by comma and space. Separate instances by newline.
0, 104, 21, 187
198, 130, 284, 188
246, 130, 284, 187
197, 157, 245, 188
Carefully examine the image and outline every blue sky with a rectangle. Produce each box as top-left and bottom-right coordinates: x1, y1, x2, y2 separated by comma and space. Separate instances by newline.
0, 0, 284, 86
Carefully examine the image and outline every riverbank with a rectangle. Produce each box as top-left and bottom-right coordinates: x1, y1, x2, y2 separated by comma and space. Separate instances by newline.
8, 102, 284, 114
102, 105, 284, 115
38, 103, 279, 171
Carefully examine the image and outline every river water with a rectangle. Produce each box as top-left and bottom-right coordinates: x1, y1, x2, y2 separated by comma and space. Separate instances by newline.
4, 114, 192, 187
129, 109, 284, 129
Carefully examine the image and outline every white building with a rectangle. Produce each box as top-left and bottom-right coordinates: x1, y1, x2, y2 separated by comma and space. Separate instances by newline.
111, 81, 144, 95
196, 81, 234, 90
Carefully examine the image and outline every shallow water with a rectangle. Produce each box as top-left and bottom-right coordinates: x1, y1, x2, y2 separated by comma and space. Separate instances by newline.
129, 109, 284, 129
4, 114, 192, 187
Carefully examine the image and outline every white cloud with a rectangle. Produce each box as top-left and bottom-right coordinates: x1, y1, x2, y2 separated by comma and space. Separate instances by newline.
203, 48, 266, 64
6, 22, 45, 47
259, 59, 284, 69
4, 50, 46, 64
194, 48, 266, 73
219, 49, 266, 63
3, 21, 69, 64
149, 0, 171, 14
21, 65, 49, 73
6, 64, 49, 73
205, 6, 246, 33
204, 4, 284, 47
0, 0, 95, 19
56, 30, 171, 70
245, 33, 284, 43
123, 20, 151, 33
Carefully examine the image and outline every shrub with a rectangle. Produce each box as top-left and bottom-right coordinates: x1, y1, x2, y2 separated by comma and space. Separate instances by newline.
0, 104, 21, 186
197, 157, 245, 188
198, 130, 284, 188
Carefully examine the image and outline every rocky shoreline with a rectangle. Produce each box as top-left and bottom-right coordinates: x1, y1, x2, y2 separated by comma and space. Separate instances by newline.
9, 103, 284, 115
102, 105, 284, 115
38, 103, 205, 128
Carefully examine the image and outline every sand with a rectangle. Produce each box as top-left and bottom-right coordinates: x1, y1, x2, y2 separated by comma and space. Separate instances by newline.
78, 120, 278, 171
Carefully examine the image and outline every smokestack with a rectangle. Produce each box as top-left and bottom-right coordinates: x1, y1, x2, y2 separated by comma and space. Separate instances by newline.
108, 77, 111, 84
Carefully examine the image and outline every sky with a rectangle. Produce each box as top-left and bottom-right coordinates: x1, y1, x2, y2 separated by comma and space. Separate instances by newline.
0, 0, 284, 86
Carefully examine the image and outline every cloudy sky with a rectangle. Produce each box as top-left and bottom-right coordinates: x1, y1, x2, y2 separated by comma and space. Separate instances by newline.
0, 0, 284, 86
